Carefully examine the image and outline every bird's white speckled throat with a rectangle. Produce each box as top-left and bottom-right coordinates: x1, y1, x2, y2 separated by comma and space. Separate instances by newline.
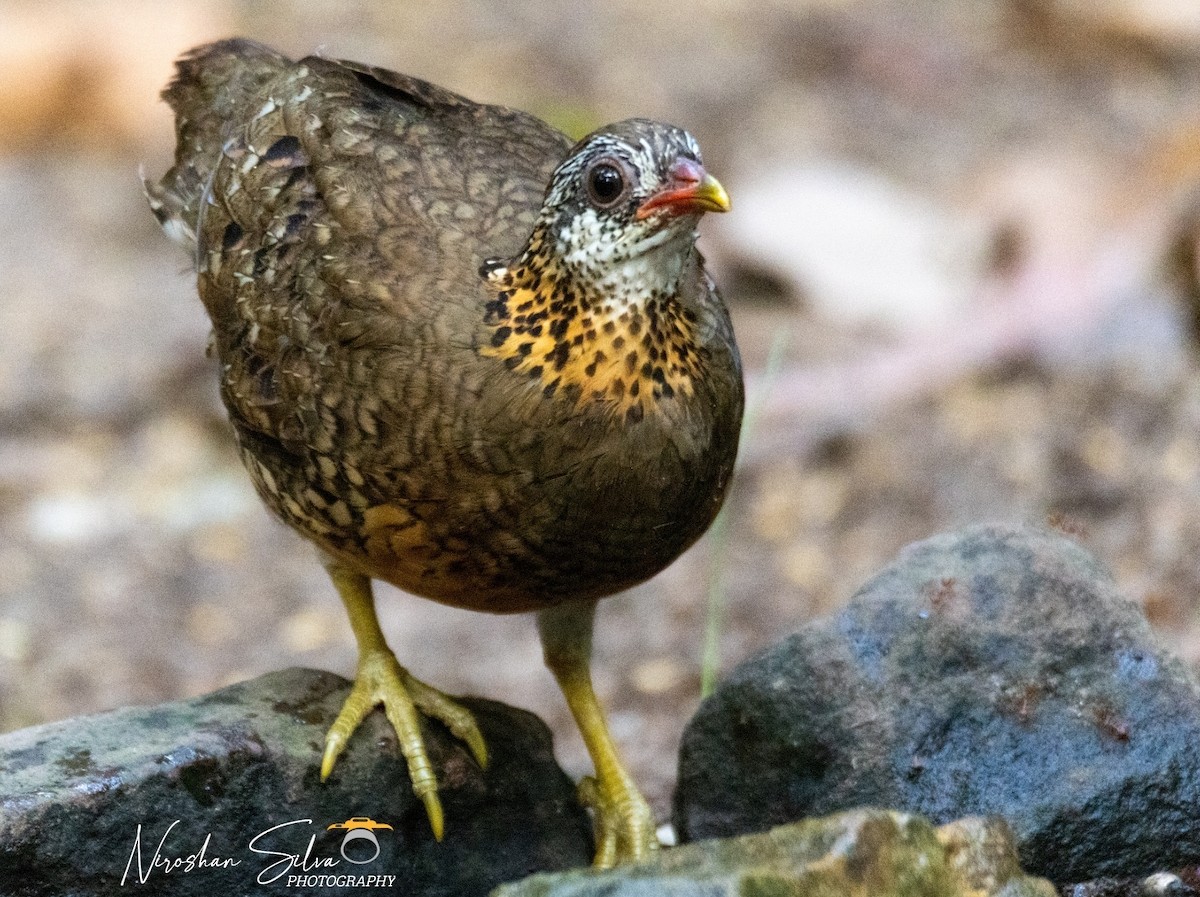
557, 208, 699, 308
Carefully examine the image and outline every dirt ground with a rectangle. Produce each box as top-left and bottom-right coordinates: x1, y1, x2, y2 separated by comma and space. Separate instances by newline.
7, 0, 1200, 820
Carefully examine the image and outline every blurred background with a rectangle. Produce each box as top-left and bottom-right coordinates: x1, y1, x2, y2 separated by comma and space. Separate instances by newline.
7, 0, 1200, 817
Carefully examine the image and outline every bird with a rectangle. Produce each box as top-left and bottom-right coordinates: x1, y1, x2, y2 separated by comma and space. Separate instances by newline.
146, 38, 743, 868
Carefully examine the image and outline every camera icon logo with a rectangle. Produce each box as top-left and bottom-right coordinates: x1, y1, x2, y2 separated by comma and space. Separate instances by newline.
326, 817, 394, 865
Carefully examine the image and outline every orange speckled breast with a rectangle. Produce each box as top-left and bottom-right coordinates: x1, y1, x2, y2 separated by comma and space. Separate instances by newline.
480, 258, 704, 424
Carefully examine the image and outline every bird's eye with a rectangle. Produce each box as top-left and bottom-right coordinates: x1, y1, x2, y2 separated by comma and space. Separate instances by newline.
586, 161, 626, 207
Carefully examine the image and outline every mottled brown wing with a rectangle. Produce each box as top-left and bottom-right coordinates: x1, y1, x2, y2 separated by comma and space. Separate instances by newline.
155, 41, 571, 485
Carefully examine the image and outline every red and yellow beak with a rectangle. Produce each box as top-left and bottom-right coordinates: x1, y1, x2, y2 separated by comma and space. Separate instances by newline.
635, 157, 731, 220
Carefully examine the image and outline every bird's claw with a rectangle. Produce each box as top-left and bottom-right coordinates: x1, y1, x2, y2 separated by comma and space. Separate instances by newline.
577, 774, 659, 869
320, 649, 486, 842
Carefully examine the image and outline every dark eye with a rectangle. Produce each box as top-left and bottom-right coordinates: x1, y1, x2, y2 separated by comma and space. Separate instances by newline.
586, 162, 626, 207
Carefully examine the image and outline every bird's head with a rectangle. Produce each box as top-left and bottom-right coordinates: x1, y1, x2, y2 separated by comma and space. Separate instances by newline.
532, 119, 730, 293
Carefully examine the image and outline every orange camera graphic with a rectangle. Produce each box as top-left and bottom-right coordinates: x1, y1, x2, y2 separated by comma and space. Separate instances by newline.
325, 817, 394, 864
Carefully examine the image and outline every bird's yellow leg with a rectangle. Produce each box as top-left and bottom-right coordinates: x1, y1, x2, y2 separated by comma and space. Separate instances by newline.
320, 563, 488, 840
538, 600, 658, 868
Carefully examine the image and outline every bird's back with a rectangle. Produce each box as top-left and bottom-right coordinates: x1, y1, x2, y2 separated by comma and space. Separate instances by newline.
150, 39, 571, 335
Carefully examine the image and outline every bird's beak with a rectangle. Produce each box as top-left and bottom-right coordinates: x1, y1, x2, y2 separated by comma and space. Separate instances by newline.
636, 157, 731, 220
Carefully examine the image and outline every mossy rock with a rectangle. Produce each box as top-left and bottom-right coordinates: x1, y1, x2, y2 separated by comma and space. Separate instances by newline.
493, 808, 1056, 897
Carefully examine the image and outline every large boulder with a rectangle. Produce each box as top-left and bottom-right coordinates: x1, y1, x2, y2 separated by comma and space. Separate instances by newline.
675, 524, 1200, 884
0, 667, 591, 896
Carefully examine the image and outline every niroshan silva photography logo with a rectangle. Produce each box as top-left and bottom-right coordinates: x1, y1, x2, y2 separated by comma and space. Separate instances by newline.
121, 815, 399, 888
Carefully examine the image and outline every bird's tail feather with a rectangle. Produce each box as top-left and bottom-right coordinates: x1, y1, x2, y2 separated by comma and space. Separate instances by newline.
144, 38, 291, 252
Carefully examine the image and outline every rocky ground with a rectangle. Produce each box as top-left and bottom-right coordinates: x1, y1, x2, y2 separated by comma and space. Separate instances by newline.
4, 526, 1190, 894
7, 0, 1200, 825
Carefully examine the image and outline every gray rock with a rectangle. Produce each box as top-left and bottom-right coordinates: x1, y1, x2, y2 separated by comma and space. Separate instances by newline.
1064, 872, 1200, 897
493, 808, 1056, 897
0, 668, 591, 896
674, 524, 1200, 884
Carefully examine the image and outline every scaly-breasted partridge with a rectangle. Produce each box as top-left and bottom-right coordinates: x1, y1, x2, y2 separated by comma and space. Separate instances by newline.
146, 38, 743, 867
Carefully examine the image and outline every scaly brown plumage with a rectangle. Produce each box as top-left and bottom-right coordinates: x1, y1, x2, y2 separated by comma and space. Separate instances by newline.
147, 38, 743, 866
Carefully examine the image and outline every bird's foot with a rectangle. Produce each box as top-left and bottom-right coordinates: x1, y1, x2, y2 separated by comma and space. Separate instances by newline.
577, 773, 659, 868
320, 648, 488, 840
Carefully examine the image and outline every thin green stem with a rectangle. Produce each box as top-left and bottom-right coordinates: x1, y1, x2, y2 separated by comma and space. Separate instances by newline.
700, 329, 789, 698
